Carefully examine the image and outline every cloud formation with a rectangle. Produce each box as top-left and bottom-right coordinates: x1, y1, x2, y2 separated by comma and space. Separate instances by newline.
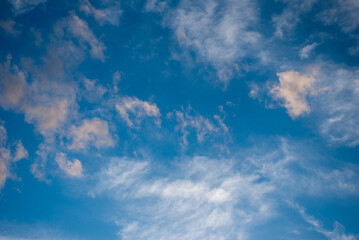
0, 20, 20, 36
151, 0, 260, 86
316, 66, 359, 146
169, 107, 229, 149
0, 124, 28, 191
8, 0, 47, 15
97, 156, 274, 239
80, 0, 122, 26
116, 97, 161, 128
299, 42, 318, 59
95, 139, 359, 239
291, 203, 356, 240
56, 14, 106, 61
55, 152, 83, 177
68, 118, 114, 150
270, 70, 315, 118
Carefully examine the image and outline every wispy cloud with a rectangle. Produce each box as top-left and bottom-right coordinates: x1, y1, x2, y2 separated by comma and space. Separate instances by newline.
272, 0, 316, 38
80, 0, 122, 26
168, 106, 229, 149
299, 42, 318, 59
150, 0, 260, 86
115, 96, 161, 128
97, 156, 274, 239
94, 138, 359, 239
56, 14, 106, 61
317, 0, 359, 33
291, 203, 356, 240
8, 0, 46, 15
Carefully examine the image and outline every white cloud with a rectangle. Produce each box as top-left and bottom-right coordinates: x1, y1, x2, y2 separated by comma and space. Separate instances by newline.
315, 66, 359, 146
272, 0, 316, 38
0, 56, 76, 138
25, 99, 69, 134
8, 0, 47, 15
94, 138, 359, 239
267, 64, 359, 146
80, 0, 122, 26
80, 76, 107, 102
0, 124, 27, 191
299, 42, 318, 59
115, 96, 161, 128
68, 118, 114, 150
13, 141, 28, 162
291, 203, 356, 240
55, 152, 83, 178
151, 0, 260, 86
270, 70, 315, 118
97, 158, 149, 193
317, 0, 359, 33
0, 56, 28, 109
0, 20, 20, 36
61, 14, 106, 61
170, 107, 229, 148
0, 14, 108, 179
0, 148, 10, 191
97, 156, 274, 239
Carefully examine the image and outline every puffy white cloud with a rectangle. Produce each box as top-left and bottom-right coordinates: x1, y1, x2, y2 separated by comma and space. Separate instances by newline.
169, 107, 229, 148
55, 152, 83, 178
270, 70, 315, 118
0, 14, 108, 179
8, 0, 47, 15
0, 56, 76, 138
116, 97, 161, 128
24, 99, 70, 134
68, 118, 114, 150
80, 0, 122, 26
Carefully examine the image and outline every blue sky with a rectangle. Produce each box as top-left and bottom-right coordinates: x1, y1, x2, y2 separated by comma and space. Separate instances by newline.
0, 0, 359, 239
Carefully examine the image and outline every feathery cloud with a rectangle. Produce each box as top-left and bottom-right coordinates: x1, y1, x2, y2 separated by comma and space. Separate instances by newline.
169, 107, 229, 149
116, 97, 161, 128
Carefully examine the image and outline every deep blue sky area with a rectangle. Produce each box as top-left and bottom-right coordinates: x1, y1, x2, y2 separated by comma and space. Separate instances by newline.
0, 0, 359, 239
